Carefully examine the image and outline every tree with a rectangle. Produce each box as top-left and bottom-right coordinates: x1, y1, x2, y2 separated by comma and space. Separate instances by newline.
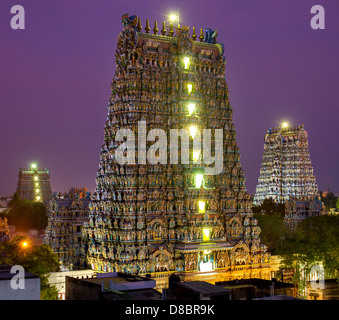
252, 199, 290, 254
5, 193, 48, 231
0, 236, 60, 300
320, 191, 338, 210
252, 198, 286, 217
278, 215, 339, 296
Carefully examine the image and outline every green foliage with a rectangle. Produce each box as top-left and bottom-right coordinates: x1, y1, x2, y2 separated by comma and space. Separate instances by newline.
252, 199, 290, 254
0, 236, 60, 300
320, 191, 338, 211
253, 200, 339, 296
5, 193, 48, 231
279, 215, 339, 278
252, 198, 286, 217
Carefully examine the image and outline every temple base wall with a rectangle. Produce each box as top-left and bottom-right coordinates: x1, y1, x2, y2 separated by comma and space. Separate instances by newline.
150, 265, 273, 291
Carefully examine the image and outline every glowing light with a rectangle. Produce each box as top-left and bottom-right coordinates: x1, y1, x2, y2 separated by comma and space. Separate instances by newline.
35, 189, 40, 194
31, 163, 37, 169
198, 200, 206, 213
187, 83, 193, 94
282, 122, 288, 128
183, 56, 190, 69
21, 241, 28, 248
195, 173, 203, 188
34, 176, 38, 181
193, 151, 200, 162
200, 261, 213, 272
188, 103, 195, 115
168, 13, 179, 23
35, 183, 39, 187
202, 228, 210, 241
36, 196, 41, 201
189, 126, 197, 138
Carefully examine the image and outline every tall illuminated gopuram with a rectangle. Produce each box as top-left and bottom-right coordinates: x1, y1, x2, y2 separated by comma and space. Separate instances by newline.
15, 163, 52, 205
253, 123, 325, 228
253, 123, 319, 205
82, 14, 271, 287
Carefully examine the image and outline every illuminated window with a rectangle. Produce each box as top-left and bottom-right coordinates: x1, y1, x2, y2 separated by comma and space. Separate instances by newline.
189, 126, 197, 138
193, 151, 200, 162
195, 174, 203, 188
187, 83, 193, 94
202, 228, 210, 241
183, 56, 190, 69
188, 103, 195, 116
198, 200, 206, 213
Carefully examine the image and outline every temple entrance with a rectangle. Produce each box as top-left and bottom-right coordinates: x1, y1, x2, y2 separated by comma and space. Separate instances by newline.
199, 250, 214, 272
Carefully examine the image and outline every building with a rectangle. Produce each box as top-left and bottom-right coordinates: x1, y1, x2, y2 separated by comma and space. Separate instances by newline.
306, 279, 339, 300
47, 269, 95, 300
15, 163, 52, 205
44, 188, 91, 270
0, 196, 12, 214
216, 278, 297, 300
253, 294, 303, 300
65, 272, 161, 300
0, 265, 40, 300
165, 280, 232, 300
284, 197, 326, 229
253, 124, 319, 205
81, 14, 272, 289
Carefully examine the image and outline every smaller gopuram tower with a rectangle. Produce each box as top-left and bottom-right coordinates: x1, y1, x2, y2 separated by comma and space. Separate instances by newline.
253, 123, 320, 205
16, 163, 52, 205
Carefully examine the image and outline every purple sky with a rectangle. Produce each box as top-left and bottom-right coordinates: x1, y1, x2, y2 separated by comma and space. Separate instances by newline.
1, 0, 338, 196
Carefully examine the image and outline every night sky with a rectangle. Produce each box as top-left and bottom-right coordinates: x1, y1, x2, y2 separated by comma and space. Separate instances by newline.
1, 0, 338, 196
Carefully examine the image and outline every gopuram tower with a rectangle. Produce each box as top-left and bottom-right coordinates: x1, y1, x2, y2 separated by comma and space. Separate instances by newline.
253, 124, 325, 229
253, 123, 319, 205
82, 14, 271, 287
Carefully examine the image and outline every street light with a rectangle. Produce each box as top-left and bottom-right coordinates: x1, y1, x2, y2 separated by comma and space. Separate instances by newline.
21, 240, 29, 249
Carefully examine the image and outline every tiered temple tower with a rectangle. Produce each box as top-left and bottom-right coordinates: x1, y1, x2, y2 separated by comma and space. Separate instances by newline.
16, 163, 52, 205
253, 124, 320, 205
82, 14, 271, 286
44, 188, 91, 270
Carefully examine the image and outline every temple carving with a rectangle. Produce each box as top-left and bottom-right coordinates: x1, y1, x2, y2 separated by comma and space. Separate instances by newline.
253, 124, 326, 228
81, 14, 272, 286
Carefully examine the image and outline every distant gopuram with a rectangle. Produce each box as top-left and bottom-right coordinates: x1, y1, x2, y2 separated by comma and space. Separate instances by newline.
16, 163, 52, 205
253, 123, 320, 205
82, 14, 271, 288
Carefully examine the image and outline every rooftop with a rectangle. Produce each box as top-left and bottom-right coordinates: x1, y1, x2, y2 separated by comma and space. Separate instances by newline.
0, 265, 39, 281
178, 281, 231, 295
